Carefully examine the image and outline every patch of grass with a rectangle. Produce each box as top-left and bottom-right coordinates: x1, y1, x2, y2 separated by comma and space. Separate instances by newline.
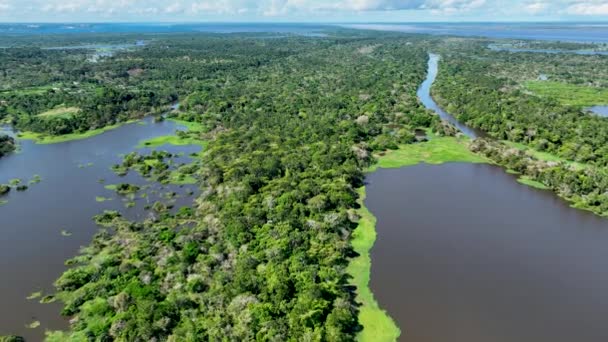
137, 135, 206, 149
37, 106, 80, 119
95, 196, 112, 202
104, 184, 117, 191
517, 176, 550, 190
17, 120, 137, 145
367, 133, 487, 172
347, 187, 401, 342
168, 118, 204, 131
525, 81, 608, 107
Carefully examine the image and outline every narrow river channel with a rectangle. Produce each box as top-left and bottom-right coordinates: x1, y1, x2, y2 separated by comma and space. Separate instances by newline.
0, 117, 200, 340
365, 55, 608, 341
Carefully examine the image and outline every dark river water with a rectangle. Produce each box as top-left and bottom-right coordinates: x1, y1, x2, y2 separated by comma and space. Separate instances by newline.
366, 163, 608, 342
0, 118, 200, 340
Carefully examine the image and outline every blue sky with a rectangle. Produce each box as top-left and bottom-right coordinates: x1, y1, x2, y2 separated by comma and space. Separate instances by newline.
0, 0, 607, 22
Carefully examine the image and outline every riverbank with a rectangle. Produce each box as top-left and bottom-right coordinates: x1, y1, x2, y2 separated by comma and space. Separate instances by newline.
16, 120, 138, 144
136, 119, 205, 148
0, 116, 204, 341
351, 134, 487, 341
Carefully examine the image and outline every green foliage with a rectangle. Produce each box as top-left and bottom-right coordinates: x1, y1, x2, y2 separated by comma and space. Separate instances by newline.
0, 134, 16, 158
433, 43, 608, 166
49, 31, 436, 341
347, 188, 400, 342
525, 81, 608, 107
471, 139, 608, 216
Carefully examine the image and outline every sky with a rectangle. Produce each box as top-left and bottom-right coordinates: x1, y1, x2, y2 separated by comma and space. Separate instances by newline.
0, 0, 607, 22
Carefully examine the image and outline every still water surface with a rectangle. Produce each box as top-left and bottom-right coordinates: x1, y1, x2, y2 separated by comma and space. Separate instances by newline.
588, 106, 608, 117
0, 118, 200, 340
366, 163, 608, 342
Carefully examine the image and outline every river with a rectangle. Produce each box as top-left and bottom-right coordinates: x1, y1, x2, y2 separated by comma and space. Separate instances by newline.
0, 117, 201, 340
364, 55, 608, 341
416, 54, 479, 138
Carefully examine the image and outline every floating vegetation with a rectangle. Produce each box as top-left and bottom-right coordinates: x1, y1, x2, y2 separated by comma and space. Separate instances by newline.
61, 230, 73, 237
29, 175, 42, 185
112, 150, 200, 185
9, 178, 21, 186
40, 295, 57, 304
26, 291, 42, 300
93, 210, 121, 226
15, 185, 28, 192
25, 320, 40, 329
114, 183, 140, 195
0, 184, 10, 196
95, 196, 112, 202
103, 184, 117, 191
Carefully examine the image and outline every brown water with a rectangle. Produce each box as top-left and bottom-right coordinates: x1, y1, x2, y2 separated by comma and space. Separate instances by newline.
366, 163, 608, 342
0, 117, 200, 340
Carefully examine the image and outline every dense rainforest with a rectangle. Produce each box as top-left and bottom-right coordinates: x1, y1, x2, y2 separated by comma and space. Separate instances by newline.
3, 29, 608, 341
1, 31, 440, 341
433, 40, 608, 164
431, 39, 608, 215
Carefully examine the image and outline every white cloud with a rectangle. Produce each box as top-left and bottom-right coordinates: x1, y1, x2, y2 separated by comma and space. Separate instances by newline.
164, 2, 183, 13
566, 1, 608, 15
34, 0, 491, 16
1, 0, 608, 20
426, 0, 487, 14
524, 1, 550, 14
0, 1, 11, 12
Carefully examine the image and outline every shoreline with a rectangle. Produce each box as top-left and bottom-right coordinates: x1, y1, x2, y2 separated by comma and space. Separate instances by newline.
16, 120, 139, 145
350, 134, 486, 341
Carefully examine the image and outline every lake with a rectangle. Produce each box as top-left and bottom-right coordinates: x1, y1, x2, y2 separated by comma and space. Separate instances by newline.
588, 106, 608, 117
343, 23, 608, 43
366, 163, 608, 342
488, 44, 608, 55
0, 118, 201, 340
